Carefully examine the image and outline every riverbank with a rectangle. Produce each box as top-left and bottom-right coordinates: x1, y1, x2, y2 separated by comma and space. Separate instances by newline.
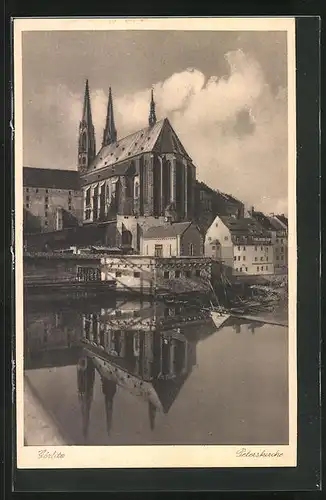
24, 376, 67, 446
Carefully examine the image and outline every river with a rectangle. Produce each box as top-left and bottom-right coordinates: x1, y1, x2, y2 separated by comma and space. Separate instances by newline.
24, 293, 289, 446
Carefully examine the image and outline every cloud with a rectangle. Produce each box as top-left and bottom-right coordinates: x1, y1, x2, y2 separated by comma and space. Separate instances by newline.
23, 49, 288, 214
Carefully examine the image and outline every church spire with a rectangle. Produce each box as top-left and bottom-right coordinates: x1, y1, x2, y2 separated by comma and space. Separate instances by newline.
102, 87, 117, 147
78, 79, 96, 173
148, 88, 157, 128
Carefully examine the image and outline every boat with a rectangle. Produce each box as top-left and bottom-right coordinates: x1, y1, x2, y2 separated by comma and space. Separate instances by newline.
210, 308, 230, 330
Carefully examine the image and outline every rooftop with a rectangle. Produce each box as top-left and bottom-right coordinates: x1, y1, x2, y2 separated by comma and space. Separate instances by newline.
83, 118, 192, 176
220, 215, 270, 237
23, 167, 81, 190
142, 221, 193, 239
251, 211, 277, 231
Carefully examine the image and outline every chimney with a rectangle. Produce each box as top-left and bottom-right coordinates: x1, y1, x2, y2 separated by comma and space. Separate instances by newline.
251, 206, 255, 215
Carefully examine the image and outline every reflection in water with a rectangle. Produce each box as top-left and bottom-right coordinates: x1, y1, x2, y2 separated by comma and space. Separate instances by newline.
24, 295, 288, 446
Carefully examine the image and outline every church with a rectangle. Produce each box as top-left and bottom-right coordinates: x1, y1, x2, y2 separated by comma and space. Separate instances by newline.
78, 80, 197, 251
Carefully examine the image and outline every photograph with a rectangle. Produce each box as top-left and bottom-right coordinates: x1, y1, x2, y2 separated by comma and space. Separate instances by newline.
14, 17, 297, 469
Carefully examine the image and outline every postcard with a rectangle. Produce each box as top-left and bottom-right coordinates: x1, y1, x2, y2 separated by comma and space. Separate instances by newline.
14, 16, 297, 469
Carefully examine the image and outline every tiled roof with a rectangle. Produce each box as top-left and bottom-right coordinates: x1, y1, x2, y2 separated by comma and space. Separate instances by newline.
275, 214, 288, 227
251, 211, 276, 231
220, 216, 269, 237
23, 167, 81, 190
82, 118, 191, 177
142, 221, 192, 239
266, 216, 287, 231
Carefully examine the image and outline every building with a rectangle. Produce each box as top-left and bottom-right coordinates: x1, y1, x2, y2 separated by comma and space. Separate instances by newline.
141, 220, 203, 257
78, 81, 197, 251
100, 255, 219, 296
23, 167, 82, 234
194, 181, 245, 233
249, 208, 288, 274
204, 214, 274, 277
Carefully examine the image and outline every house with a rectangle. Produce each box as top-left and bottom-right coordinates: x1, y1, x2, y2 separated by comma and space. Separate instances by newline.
204, 214, 274, 277
23, 167, 83, 234
249, 208, 288, 274
141, 220, 203, 257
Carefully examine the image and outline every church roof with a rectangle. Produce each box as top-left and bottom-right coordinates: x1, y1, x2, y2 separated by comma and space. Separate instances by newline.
23, 167, 81, 190
83, 118, 192, 176
142, 221, 193, 239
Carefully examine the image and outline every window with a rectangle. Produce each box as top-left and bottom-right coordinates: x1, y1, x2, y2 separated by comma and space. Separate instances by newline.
235, 268, 238, 272
69, 191, 72, 195
195, 270, 201, 277
45, 189, 48, 194
238, 246, 240, 251
169, 244, 172, 256
245, 267, 248, 272
146, 245, 148, 255
68, 205, 72, 211
276, 256, 279, 261
254, 246, 257, 251
164, 271, 169, 279
276, 238, 279, 243
116, 271, 122, 277
154, 245, 163, 257
224, 236, 228, 241
36, 189, 39, 193
261, 266, 264, 271
281, 247, 284, 253
240, 267, 242, 272
45, 196, 48, 202
26, 188, 29, 193
26, 203, 30, 209
189, 244, 194, 256
243, 246, 246, 251
243, 256, 246, 261
175, 270, 181, 278
280, 255, 283, 260
254, 257, 258, 261
260, 257, 263, 261
45, 211, 48, 217
208, 236, 212, 241
237, 256, 240, 261
261, 246, 263, 251
281, 239, 283, 244
133, 272, 140, 278
45, 204, 48, 209
266, 266, 268, 270
257, 267, 259, 272
234, 256, 237, 261
212, 245, 216, 250
45, 221, 48, 227
215, 222, 218, 227
185, 270, 191, 278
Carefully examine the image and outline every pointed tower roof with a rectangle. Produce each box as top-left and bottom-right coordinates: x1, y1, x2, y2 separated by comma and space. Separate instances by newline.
82, 79, 94, 126
149, 88, 157, 128
102, 87, 117, 147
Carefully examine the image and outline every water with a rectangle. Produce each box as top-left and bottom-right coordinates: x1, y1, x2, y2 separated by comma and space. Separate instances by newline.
24, 294, 289, 446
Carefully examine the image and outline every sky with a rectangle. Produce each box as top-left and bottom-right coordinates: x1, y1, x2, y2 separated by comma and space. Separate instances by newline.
22, 30, 288, 214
